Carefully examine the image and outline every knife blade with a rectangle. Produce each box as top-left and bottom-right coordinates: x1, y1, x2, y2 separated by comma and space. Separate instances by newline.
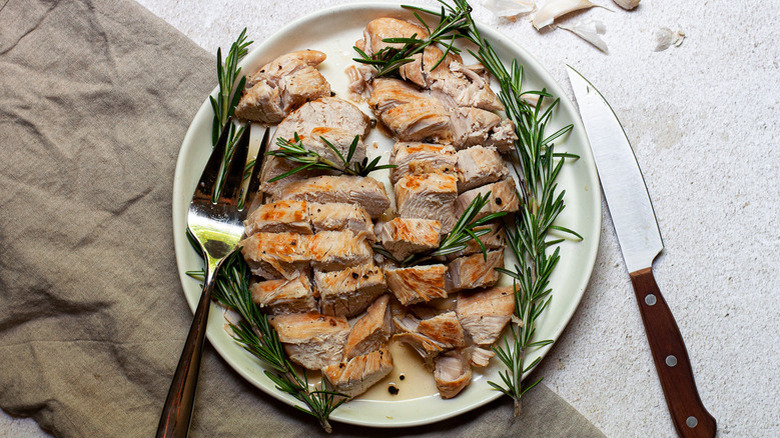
566, 66, 716, 438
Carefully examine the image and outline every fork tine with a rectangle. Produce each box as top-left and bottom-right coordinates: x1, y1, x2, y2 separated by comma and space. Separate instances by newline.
242, 127, 269, 212
192, 117, 233, 204
220, 121, 252, 203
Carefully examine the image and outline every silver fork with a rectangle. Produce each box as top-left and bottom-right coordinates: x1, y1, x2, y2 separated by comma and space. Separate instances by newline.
157, 119, 268, 438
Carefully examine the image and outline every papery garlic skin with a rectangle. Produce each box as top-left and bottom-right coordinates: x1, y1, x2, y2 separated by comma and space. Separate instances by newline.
559, 20, 609, 53
653, 27, 685, 52
532, 0, 599, 30
484, 0, 535, 20
612, 0, 640, 10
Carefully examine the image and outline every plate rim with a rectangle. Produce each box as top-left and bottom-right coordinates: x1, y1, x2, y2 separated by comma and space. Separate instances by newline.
171, 1, 601, 428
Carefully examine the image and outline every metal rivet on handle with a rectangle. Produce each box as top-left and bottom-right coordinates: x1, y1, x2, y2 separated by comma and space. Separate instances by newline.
686, 416, 698, 428
645, 294, 657, 306
666, 355, 677, 367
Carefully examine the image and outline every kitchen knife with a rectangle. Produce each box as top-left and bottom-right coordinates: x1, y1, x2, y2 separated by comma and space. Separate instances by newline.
566, 66, 716, 438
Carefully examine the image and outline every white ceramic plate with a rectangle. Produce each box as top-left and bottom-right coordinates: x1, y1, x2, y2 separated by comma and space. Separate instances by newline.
172, 2, 601, 428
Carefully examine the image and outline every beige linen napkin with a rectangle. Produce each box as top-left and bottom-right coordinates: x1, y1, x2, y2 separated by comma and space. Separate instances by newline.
0, 0, 604, 436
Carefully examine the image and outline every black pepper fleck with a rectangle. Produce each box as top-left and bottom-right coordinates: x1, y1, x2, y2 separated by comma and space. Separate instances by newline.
495, 197, 503, 206
399, 374, 405, 381
388, 385, 399, 395
352, 272, 359, 279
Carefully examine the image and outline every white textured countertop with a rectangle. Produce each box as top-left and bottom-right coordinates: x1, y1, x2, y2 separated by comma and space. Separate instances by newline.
3, 0, 778, 436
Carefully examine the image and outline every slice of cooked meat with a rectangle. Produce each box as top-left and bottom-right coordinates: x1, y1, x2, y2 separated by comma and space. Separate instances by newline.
455, 178, 520, 221
278, 67, 331, 113
447, 249, 504, 291
446, 223, 506, 260
470, 346, 495, 367
250, 275, 317, 315
359, 17, 429, 55
234, 81, 287, 124
256, 154, 312, 199
399, 45, 463, 88
314, 262, 386, 317
375, 217, 441, 261
483, 119, 518, 153
244, 200, 312, 236
245, 50, 327, 88
394, 172, 458, 232
392, 312, 421, 334
456, 286, 515, 345
309, 202, 375, 239
417, 311, 466, 349
343, 295, 393, 360
239, 232, 311, 280
381, 98, 451, 142
300, 127, 367, 167
429, 61, 503, 111
269, 313, 350, 370
271, 97, 371, 147
389, 142, 457, 185
393, 332, 446, 370
309, 231, 373, 272
455, 146, 509, 192
235, 50, 330, 124
394, 311, 464, 349
345, 64, 375, 102
448, 107, 501, 149
434, 349, 472, 399
261, 97, 371, 196
398, 54, 426, 89
384, 264, 448, 306
321, 347, 393, 398
368, 78, 428, 115
280, 175, 391, 219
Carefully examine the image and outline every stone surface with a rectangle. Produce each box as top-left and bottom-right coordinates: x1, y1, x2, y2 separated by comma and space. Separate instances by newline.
4, 0, 779, 436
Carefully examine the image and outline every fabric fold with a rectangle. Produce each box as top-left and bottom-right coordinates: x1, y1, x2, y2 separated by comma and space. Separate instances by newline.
0, 0, 603, 436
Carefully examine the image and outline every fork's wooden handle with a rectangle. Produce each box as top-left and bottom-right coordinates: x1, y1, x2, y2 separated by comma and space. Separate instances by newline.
630, 267, 716, 438
157, 277, 215, 438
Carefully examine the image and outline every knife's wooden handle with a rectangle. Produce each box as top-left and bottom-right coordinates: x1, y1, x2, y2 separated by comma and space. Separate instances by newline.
630, 267, 716, 438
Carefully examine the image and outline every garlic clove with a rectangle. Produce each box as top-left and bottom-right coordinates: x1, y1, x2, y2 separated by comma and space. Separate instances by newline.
559, 20, 609, 53
532, 0, 599, 30
612, 0, 640, 10
653, 27, 685, 52
483, 0, 536, 20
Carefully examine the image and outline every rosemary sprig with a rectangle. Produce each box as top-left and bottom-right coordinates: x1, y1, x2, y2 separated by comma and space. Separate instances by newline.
211, 28, 251, 145
393, 0, 579, 415
437, 0, 580, 415
266, 133, 395, 182
352, 4, 471, 77
373, 192, 506, 267
211, 29, 252, 202
191, 252, 347, 433
200, 30, 347, 432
